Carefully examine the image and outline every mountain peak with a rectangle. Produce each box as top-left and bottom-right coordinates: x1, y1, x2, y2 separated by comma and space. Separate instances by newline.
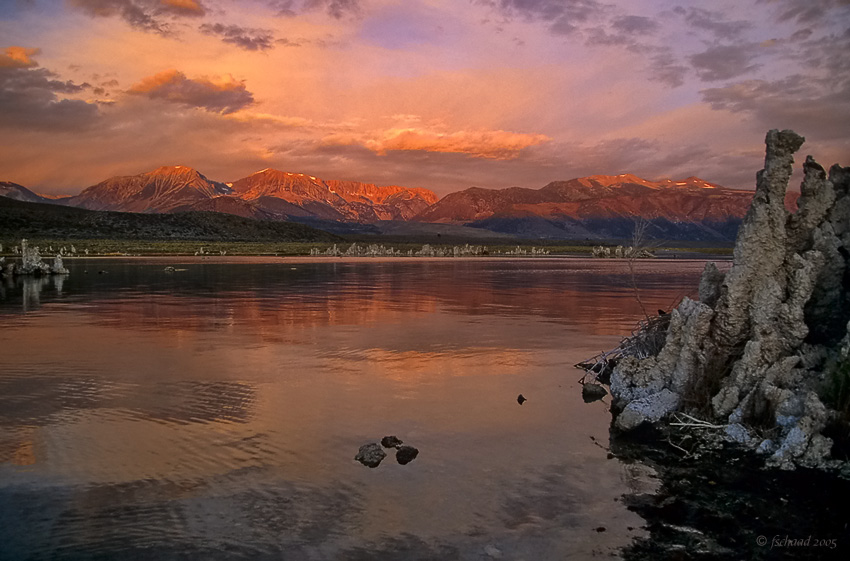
147, 165, 204, 178
0, 181, 50, 203
580, 174, 660, 188
657, 176, 720, 189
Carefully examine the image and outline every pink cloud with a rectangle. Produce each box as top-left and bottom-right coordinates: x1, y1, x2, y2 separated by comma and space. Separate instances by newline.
0, 46, 41, 68
127, 69, 254, 114
325, 127, 550, 159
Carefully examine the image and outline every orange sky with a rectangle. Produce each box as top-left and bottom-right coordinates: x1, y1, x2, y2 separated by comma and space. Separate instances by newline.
1, 0, 848, 195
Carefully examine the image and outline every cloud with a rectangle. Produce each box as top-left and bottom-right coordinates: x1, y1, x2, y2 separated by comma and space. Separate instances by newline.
700, 75, 850, 141
159, 0, 204, 16
610, 15, 659, 35
199, 23, 275, 50
476, 0, 606, 35
673, 7, 751, 41
267, 0, 361, 19
689, 44, 761, 82
761, 0, 850, 24
648, 51, 688, 88
224, 111, 312, 127
790, 28, 814, 41
311, 0, 361, 19
324, 127, 550, 159
68, 0, 205, 34
0, 47, 99, 131
127, 69, 254, 113
0, 46, 41, 68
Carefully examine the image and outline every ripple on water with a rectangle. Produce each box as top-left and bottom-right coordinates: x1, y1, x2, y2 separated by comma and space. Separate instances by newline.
0, 258, 707, 558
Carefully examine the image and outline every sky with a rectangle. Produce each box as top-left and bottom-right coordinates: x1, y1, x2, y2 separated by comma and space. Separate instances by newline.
0, 0, 848, 196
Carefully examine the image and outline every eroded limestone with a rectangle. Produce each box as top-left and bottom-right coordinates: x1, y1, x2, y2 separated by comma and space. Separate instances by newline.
606, 130, 850, 470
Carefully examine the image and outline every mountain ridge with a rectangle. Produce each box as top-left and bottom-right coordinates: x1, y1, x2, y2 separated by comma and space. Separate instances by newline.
0, 167, 795, 241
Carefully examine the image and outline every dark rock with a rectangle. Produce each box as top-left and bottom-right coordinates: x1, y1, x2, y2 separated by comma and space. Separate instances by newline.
517, 394, 527, 405
355, 443, 386, 468
582, 383, 608, 402
589, 359, 615, 384
381, 435, 403, 448
396, 445, 419, 465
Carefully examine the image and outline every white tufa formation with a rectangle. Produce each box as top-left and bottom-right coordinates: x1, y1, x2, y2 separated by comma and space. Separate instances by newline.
609, 130, 850, 470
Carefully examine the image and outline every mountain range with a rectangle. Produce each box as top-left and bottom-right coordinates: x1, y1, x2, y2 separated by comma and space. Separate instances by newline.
1, 167, 798, 242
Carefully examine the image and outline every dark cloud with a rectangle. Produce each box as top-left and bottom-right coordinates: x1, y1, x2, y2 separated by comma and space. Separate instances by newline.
0, 48, 99, 131
785, 28, 850, 79
611, 15, 659, 35
760, 0, 850, 24
199, 23, 275, 50
689, 44, 761, 82
67, 0, 205, 34
649, 51, 688, 88
127, 69, 254, 114
584, 26, 634, 47
673, 7, 751, 40
701, 75, 850, 141
475, 0, 606, 36
477, 2, 688, 88
265, 0, 361, 19
311, 0, 360, 19
790, 28, 814, 41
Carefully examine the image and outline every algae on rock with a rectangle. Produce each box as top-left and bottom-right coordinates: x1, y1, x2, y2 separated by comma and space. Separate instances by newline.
604, 130, 850, 470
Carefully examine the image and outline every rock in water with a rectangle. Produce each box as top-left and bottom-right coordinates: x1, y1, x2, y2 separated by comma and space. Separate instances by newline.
51, 254, 69, 274
381, 435, 403, 448
355, 443, 386, 468
582, 383, 608, 403
396, 445, 419, 465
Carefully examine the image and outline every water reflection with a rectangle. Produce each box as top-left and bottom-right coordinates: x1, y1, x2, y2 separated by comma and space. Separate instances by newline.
2, 257, 709, 333
0, 257, 721, 559
0, 274, 68, 311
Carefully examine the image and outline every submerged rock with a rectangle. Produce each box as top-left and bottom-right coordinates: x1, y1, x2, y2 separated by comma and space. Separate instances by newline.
396, 445, 419, 465
355, 443, 386, 468
603, 130, 850, 471
381, 435, 403, 448
582, 383, 608, 403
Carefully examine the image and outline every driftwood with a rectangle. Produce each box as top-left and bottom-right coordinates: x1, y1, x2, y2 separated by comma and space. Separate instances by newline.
577, 312, 672, 383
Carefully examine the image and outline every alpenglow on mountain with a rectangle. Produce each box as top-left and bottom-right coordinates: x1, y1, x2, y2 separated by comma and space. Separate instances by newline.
413, 174, 798, 240
65, 166, 438, 225
0, 167, 798, 241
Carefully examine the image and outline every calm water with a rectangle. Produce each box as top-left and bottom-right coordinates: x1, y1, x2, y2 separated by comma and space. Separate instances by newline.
0, 257, 713, 560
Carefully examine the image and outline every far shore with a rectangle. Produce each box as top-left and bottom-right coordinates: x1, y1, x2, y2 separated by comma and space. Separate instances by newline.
2, 253, 732, 264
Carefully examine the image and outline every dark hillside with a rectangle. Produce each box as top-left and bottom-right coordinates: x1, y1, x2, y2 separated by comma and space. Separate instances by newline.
0, 197, 341, 242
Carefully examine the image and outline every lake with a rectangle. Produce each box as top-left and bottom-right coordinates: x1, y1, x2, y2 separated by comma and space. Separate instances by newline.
0, 257, 714, 560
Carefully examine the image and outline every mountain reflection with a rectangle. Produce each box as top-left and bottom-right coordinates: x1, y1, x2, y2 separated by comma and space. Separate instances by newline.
1, 257, 699, 558
0, 257, 708, 336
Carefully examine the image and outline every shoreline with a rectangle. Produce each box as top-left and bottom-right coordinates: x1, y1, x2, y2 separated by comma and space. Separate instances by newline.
0, 253, 733, 263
